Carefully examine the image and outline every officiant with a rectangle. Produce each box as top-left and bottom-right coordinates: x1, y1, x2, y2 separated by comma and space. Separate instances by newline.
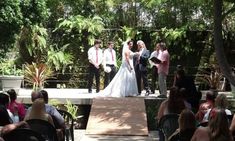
103, 41, 117, 88
134, 40, 150, 95
149, 43, 160, 94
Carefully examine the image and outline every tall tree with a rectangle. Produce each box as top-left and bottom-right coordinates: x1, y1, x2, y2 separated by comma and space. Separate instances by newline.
214, 0, 235, 86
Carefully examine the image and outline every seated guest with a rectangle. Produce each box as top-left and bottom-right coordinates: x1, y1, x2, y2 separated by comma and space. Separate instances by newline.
195, 90, 215, 122
169, 109, 196, 141
27, 90, 65, 128
38, 90, 65, 129
24, 98, 54, 126
157, 87, 186, 141
230, 114, 235, 135
191, 108, 233, 141
203, 94, 232, 122
0, 92, 13, 126
157, 87, 186, 121
7, 89, 26, 121
27, 90, 65, 141
179, 88, 192, 110
0, 121, 29, 135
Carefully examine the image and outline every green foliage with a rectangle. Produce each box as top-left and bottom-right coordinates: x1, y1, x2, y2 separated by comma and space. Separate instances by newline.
30, 25, 47, 57
196, 66, 224, 90
64, 99, 78, 119
0, 0, 49, 56
121, 26, 137, 40
20, 0, 49, 25
2, 0, 235, 88
196, 53, 224, 90
56, 15, 104, 40
161, 27, 187, 43
0, 0, 23, 53
48, 99, 62, 109
47, 44, 73, 73
53, 15, 104, 65
18, 25, 48, 64
0, 59, 23, 76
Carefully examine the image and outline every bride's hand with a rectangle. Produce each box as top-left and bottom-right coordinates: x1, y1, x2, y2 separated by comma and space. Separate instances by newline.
129, 67, 133, 72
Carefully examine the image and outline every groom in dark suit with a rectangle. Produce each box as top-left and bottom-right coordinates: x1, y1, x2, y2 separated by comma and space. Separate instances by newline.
134, 40, 150, 95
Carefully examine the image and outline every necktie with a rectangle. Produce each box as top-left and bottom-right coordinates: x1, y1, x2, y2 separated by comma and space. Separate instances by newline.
96, 49, 98, 64
111, 49, 114, 61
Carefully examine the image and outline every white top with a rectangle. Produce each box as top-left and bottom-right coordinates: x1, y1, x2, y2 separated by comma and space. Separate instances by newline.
203, 108, 232, 122
88, 46, 103, 66
149, 50, 159, 67
103, 48, 117, 66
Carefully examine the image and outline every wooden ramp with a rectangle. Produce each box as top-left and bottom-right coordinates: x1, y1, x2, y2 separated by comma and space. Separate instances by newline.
86, 97, 148, 136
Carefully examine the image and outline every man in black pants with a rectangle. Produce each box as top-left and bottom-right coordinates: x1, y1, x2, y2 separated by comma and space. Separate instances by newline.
134, 40, 150, 96
149, 43, 160, 94
103, 41, 117, 88
87, 39, 103, 93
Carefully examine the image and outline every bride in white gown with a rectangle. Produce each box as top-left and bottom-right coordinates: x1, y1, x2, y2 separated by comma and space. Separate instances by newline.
101, 40, 139, 97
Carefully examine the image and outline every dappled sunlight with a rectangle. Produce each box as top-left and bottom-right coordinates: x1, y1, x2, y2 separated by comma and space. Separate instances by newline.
86, 97, 148, 136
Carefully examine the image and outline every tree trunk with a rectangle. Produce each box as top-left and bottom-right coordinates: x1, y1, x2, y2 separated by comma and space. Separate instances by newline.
213, 0, 235, 86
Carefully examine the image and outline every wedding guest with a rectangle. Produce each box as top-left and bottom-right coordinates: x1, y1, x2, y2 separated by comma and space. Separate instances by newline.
39, 90, 65, 129
27, 90, 65, 129
195, 90, 215, 122
203, 94, 232, 122
157, 87, 186, 121
103, 41, 117, 88
7, 89, 26, 121
24, 98, 54, 126
0, 121, 29, 136
87, 39, 103, 93
230, 113, 235, 135
27, 90, 64, 141
179, 88, 192, 110
0, 92, 12, 126
134, 40, 150, 95
174, 69, 200, 112
157, 87, 186, 141
191, 108, 233, 141
30, 91, 43, 102
169, 109, 196, 141
149, 43, 160, 94
157, 42, 170, 97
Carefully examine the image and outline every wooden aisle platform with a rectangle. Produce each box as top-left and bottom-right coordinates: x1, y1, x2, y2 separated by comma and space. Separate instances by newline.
85, 97, 148, 136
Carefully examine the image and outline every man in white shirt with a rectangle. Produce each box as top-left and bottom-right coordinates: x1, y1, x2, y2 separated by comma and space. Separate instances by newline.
87, 39, 103, 93
103, 41, 117, 88
149, 43, 160, 94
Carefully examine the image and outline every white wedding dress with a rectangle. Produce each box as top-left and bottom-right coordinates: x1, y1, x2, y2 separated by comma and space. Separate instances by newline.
101, 42, 138, 97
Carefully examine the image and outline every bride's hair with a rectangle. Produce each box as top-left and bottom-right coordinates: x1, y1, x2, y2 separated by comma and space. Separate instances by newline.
127, 40, 133, 45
